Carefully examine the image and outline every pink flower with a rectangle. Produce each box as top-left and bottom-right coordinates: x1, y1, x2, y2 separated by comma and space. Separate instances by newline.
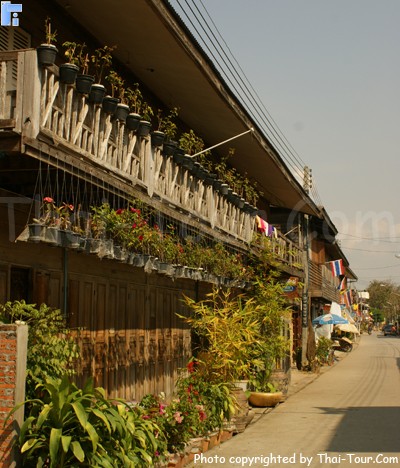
43, 197, 54, 203
159, 404, 166, 415
173, 411, 183, 423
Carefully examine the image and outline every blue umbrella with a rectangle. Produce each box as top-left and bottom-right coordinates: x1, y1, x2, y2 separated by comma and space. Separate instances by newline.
312, 313, 349, 326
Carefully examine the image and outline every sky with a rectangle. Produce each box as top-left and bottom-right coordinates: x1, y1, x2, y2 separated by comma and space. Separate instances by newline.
169, 0, 400, 289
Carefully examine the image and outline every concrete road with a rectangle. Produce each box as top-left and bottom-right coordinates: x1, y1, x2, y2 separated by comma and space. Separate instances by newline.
191, 332, 400, 468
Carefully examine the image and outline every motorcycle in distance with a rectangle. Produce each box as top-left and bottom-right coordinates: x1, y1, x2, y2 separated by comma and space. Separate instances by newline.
367, 323, 373, 335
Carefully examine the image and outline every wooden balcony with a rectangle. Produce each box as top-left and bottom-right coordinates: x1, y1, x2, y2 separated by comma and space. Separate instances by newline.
309, 260, 340, 302
0, 49, 304, 272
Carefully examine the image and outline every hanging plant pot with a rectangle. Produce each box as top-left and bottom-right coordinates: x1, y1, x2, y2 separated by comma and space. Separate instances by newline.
28, 223, 46, 243
219, 183, 229, 195
44, 226, 61, 246
249, 205, 259, 217
189, 161, 201, 177
60, 230, 80, 249
151, 130, 165, 147
75, 74, 95, 94
102, 96, 119, 115
126, 113, 141, 132
59, 63, 79, 85
113, 245, 128, 262
205, 173, 217, 186
243, 201, 251, 213
162, 140, 177, 157
137, 120, 152, 138
115, 103, 130, 122
181, 154, 194, 171
37, 44, 58, 67
88, 83, 106, 104
172, 147, 185, 165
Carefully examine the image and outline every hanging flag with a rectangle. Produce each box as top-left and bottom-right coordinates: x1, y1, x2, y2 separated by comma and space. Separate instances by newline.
341, 289, 352, 307
330, 259, 345, 277
337, 275, 346, 291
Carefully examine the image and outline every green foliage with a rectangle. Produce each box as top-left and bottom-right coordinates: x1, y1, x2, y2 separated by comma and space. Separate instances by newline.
179, 130, 209, 156
62, 41, 86, 66
44, 16, 57, 45
8, 376, 166, 467
315, 336, 334, 365
0, 300, 80, 400
91, 45, 116, 84
180, 289, 264, 383
155, 107, 179, 140
139, 362, 235, 453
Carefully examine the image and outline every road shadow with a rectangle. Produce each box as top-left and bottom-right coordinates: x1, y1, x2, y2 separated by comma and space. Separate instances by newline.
316, 407, 400, 452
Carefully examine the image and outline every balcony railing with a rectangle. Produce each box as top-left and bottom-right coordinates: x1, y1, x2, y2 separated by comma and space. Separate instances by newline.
309, 261, 340, 301
0, 49, 304, 270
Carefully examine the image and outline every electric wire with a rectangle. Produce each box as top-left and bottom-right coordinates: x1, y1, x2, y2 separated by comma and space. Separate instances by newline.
171, 0, 325, 207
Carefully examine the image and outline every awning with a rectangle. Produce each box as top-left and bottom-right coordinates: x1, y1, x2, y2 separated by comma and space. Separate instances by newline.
335, 323, 360, 335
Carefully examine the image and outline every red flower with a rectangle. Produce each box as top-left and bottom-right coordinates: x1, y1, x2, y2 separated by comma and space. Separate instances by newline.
187, 360, 196, 373
139, 235, 144, 242
116, 208, 124, 215
130, 207, 141, 215
43, 197, 54, 203
132, 223, 137, 229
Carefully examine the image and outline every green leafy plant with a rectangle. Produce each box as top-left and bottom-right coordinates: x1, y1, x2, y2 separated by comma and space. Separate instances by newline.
62, 41, 86, 66
106, 69, 126, 102
0, 300, 80, 400
44, 16, 57, 45
91, 45, 116, 84
180, 289, 263, 383
315, 336, 334, 366
126, 83, 143, 115
179, 129, 208, 157
155, 107, 179, 140
8, 376, 166, 467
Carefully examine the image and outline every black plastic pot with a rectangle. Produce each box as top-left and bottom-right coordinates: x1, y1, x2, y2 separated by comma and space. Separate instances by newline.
88, 83, 106, 104
102, 96, 119, 115
115, 103, 130, 122
181, 154, 194, 171
137, 120, 152, 137
37, 44, 58, 66
75, 74, 95, 94
126, 113, 141, 132
162, 140, 178, 157
59, 63, 79, 85
173, 147, 185, 165
151, 130, 165, 147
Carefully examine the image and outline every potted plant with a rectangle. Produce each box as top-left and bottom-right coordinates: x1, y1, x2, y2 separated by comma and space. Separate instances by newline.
106, 70, 130, 121
37, 17, 58, 67
157, 107, 179, 155
177, 129, 209, 170
59, 41, 85, 85
104, 69, 122, 115
125, 83, 143, 132
89, 45, 115, 104
75, 49, 94, 95
137, 100, 154, 138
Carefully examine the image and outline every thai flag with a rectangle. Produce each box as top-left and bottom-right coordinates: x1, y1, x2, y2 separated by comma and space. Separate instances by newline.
337, 275, 346, 291
330, 259, 345, 277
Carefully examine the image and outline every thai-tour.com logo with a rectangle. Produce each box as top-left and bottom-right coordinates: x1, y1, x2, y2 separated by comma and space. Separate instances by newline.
1, 1, 23, 26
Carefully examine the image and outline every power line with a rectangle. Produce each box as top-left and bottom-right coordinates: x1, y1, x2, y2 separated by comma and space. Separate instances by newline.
170, 0, 324, 207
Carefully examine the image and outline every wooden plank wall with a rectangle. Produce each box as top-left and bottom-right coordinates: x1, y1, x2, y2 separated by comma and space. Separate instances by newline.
0, 201, 206, 402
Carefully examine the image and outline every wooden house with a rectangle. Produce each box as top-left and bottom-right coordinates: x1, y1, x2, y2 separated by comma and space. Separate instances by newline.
0, 0, 332, 400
